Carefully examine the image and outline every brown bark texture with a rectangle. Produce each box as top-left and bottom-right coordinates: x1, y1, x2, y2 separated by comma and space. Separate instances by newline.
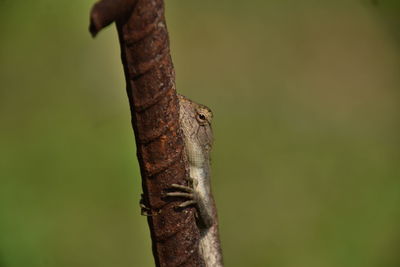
89, 0, 204, 266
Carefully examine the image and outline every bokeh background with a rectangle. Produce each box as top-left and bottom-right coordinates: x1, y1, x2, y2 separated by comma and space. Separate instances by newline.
1, 0, 399, 266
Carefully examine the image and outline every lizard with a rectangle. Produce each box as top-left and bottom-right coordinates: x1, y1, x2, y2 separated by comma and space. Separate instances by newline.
166, 94, 224, 267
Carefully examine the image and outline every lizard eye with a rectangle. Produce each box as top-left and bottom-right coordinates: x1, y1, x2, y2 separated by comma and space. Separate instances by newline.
198, 114, 206, 120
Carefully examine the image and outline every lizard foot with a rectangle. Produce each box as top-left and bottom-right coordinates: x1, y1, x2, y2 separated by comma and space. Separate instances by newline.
166, 183, 197, 208
140, 194, 160, 216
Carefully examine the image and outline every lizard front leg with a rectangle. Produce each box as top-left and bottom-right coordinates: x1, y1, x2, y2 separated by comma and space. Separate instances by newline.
166, 178, 214, 229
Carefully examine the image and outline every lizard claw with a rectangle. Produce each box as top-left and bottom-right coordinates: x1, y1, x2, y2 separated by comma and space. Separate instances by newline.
165, 182, 197, 209
178, 200, 197, 208
170, 183, 194, 192
140, 194, 160, 216
166, 192, 194, 198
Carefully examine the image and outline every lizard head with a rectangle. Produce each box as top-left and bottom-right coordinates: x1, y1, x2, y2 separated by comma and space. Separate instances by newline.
177, 94, 214, 161
194, 105, 213, 155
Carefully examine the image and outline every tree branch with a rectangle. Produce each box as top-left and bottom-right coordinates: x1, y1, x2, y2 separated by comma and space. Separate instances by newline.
89, 0, 204, 266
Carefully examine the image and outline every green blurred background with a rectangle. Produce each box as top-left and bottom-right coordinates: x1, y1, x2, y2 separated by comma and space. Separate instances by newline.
1, 0, 399, 266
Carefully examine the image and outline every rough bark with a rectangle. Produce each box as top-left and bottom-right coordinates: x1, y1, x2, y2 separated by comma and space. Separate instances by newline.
89, 1, 204, 266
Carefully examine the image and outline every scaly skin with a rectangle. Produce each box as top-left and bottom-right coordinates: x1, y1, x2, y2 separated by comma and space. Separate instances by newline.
167, 94, 223, 267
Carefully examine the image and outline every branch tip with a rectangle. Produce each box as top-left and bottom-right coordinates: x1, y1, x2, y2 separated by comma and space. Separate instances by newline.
88, 0, 137, 37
